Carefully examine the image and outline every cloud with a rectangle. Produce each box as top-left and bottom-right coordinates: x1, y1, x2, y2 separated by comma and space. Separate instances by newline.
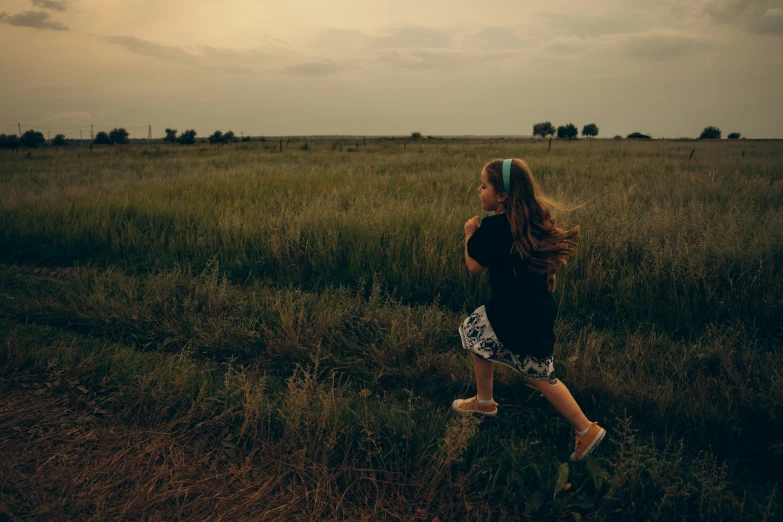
308, 26, 457, 55
534, 12, 652, 38
0, 10, 67, 30
464, 26, 538, 51
305, 25, 529, 72
31, 0, 67, 11
368, 25, 454, 49
105, 36, 200, 65
375, 47, 523, 71
702, 0, 783, 34
103, 36, 304, 73
46, 112, 91, 121
284, 61, 345, 76
615, 28, 714, 59
541, 28, 714, 61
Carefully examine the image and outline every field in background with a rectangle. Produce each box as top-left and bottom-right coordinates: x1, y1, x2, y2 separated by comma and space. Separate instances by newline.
1, 138, 781, 520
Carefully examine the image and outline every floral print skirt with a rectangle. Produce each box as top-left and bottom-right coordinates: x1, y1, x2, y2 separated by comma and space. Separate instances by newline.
459, 305, 558, 385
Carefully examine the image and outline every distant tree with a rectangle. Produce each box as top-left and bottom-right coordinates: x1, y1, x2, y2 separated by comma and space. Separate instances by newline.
614, 135, 623, 140
241, 136, 251, 142
209, 130, 224, 144
410, 131, 422, 140
94, 131, 112, 145
20, 129, 45, 148
53, 134, 67, 150
223, 130, 236, 143
109, 128, 129, 144
178, 129, 197, 145
557, 123, 578, 139
0, 134, 21, 149
8, 135, 20, 151
533, 121, 556, 138
164, 128, 178, 143
727, 132, 741, 139
582, 123, 599, 138
699, 126, 721, 140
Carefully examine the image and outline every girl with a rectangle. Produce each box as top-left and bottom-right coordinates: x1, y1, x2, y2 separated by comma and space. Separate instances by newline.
452, 158, 605, 462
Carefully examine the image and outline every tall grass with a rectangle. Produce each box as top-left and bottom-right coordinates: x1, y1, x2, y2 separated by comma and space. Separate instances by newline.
1, 140, 780, 340
1, 139, 781, 520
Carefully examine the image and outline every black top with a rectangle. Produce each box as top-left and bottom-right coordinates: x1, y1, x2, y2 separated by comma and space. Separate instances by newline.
467, 213, 558, 358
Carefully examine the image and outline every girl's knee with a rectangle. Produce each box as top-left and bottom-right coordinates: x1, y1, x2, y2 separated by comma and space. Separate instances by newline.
524, 377, 558, 390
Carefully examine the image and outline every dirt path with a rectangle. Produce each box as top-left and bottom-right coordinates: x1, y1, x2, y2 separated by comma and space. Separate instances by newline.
0, 371, 291, 521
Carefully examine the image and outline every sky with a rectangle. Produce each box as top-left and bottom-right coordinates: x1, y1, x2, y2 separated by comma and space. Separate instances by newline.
0, 0, 781, 138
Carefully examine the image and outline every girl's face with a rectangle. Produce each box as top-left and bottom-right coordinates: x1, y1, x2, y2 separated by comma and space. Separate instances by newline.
477, 168, 506, 213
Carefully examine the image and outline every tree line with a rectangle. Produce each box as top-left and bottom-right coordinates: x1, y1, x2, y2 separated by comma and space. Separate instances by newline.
0, 125, 748, 150
0, 127, 254, 150
531, 122, 743, 140
532, 122, 599, 139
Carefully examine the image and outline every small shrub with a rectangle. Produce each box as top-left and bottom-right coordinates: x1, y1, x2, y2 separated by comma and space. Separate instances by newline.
209, 131, 224, 144
582, 123, 599, 138
0, 134, 21, 149
533, 121, 556, 137
699, 126, 721, 140
20, 130, 45, 148
109, 128, 130, 145
93, 131, 112, 145
178, 129, 197, 145
557, 123, 578, 139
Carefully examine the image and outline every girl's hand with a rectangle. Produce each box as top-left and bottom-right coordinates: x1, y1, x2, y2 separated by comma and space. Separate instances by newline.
547, 273, 557, 292
464, 216, 480, 235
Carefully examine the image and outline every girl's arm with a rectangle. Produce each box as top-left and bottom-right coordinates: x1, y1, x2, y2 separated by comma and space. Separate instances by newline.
463, 216, 485, 275
464, 233, 485, 275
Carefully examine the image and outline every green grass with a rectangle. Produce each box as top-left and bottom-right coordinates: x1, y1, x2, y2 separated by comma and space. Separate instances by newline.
0, 138, 780, 520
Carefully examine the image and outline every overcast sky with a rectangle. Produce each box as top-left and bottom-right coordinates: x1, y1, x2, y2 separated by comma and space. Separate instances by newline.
1, 0, 781, 138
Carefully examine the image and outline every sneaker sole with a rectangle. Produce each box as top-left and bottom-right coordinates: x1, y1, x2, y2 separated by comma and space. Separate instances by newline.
451, 401, 497, 416
570, 427, 606, 461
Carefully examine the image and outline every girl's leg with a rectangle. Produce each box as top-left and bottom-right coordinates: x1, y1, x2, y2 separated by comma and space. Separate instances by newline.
525, 377, 591, 433
471, 353, 495, 400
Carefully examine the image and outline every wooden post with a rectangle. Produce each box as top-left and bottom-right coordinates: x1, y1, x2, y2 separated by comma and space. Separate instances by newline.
279, 137, 283, 152
147, 125, 151, 145
548, 136, 552, 152
742, 148, 745, 158
404, 140, 406, 152
688, 148, 695, 163
90, 124, 94, 140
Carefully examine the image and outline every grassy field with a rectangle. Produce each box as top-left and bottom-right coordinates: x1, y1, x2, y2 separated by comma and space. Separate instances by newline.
0, 138, 781, 520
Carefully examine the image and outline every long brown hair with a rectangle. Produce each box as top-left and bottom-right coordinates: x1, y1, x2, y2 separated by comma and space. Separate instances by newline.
483, 158, 580, 276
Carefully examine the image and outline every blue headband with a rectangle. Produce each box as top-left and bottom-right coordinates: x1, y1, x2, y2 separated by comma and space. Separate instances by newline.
502, 159, 512, 193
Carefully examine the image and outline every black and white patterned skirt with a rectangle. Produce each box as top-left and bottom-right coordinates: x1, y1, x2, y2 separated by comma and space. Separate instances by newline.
459, 305, 558, 385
